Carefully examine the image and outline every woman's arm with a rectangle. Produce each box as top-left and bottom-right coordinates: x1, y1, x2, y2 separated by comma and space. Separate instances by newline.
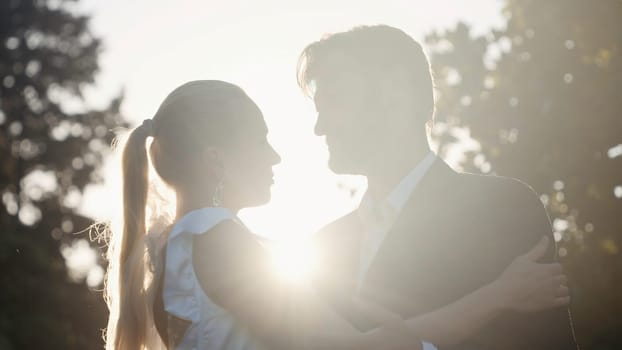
194, 222, 567, 350
351, 236, 570, 349
192, 220, 360, 349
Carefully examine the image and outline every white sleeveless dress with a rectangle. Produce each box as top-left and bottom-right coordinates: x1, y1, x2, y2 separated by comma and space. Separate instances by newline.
163, 207, 266, 350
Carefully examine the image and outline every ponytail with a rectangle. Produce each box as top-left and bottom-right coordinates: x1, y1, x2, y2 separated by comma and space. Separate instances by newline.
103, 80, 248, 349
105, 122, 155, 350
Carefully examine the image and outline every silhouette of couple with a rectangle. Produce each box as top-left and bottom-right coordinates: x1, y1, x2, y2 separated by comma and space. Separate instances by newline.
104, 25, 578, 350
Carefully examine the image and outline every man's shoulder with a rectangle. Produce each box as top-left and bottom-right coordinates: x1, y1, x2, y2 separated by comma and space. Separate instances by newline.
429, 158, 539, 206
441, 171, 549, 241
454, 171, 541, 207
452, 172, 552, 246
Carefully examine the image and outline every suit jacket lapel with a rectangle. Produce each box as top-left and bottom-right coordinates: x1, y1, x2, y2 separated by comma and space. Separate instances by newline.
358, 159, 456, 312
314, 210, 363, 297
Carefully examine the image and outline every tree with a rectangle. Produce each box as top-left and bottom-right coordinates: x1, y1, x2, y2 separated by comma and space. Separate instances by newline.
0, 0, 126, 348
426, 0, 622, 348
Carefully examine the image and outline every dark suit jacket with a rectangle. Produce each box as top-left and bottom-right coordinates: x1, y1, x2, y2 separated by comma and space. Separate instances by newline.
312, 158, 578, 349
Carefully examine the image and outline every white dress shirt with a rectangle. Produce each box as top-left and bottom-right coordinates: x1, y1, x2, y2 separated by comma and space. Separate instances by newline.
356, 151, 438, 350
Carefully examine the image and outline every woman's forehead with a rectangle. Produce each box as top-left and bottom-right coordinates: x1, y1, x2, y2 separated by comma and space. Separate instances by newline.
237, 105, 267, 133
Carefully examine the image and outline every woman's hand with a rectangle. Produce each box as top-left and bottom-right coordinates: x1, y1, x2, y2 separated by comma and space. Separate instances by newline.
304, 298, 424, 350
302, 330, 367, 350
494, 236, 570, 313
349, 298, 423, 350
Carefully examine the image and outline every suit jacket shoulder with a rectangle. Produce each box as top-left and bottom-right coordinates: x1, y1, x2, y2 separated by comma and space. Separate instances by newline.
453, 172, 554, 257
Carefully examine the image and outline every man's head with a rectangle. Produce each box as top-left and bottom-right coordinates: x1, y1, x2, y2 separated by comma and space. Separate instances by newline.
297, 25, 435, 175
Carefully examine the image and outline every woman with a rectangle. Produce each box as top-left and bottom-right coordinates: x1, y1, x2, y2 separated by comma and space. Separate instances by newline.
104, 80, 569, 350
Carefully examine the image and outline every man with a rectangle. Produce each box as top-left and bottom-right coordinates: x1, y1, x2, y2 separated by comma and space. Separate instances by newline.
299, 25, 578, 349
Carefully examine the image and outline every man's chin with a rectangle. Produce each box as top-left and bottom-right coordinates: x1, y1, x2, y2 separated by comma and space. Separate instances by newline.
328, 157, 363, 175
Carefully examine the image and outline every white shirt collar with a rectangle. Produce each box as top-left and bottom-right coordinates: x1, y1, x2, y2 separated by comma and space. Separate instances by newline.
386, 151, 437, 212
358, 151, 437, 225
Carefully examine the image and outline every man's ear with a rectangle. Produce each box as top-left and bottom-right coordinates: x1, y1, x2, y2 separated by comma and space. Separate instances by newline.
378, 69, 412, 109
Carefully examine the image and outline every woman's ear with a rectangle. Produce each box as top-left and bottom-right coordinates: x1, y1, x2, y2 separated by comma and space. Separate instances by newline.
203, 147, 225, 177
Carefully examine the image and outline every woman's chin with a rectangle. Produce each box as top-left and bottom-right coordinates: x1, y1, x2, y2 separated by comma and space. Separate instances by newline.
245, 192, 272, 208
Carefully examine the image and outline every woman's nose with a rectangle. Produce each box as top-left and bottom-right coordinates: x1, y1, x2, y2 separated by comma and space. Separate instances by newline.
270, 145, 281, 165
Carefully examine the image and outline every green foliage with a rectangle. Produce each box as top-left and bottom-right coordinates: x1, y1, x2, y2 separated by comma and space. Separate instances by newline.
426, 0, 622, 348
0, 0, 126, 348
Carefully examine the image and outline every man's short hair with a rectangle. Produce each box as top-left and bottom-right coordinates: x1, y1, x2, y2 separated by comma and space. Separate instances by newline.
297, 25, 435, 122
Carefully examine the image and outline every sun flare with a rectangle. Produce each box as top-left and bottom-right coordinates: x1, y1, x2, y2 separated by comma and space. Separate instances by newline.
268, 239, 317, 284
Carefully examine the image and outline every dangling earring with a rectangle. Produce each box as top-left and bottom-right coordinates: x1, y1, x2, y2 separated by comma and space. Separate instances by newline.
212, 179, 224, 207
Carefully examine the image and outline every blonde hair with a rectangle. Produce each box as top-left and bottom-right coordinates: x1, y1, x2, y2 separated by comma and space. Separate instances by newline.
103, 80, 255, 349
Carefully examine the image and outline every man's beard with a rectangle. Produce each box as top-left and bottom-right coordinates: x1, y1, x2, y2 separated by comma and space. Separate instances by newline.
327, 148, 370, 176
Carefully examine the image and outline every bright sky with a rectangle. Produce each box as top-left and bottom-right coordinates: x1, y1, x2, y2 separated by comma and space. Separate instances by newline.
76, 0, 505, 240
